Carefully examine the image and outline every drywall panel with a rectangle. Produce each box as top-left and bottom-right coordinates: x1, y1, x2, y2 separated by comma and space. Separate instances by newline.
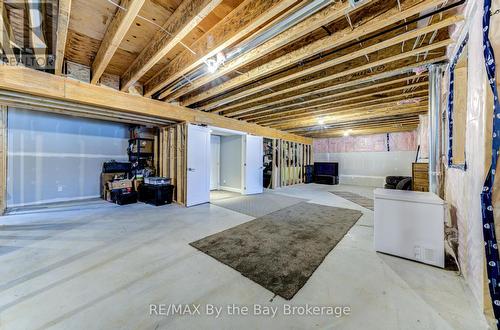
220, 135, 242, 192
314, 151, 415, 187
7, 108, 129, 207
314, 132, 417, 186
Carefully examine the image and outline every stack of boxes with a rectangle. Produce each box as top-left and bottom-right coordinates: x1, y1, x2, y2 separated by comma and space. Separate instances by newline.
100, 126, 174, 206
101, 162, 138, 205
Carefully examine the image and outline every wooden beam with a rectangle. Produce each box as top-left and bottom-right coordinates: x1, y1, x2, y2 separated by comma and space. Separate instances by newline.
120, 0, 223, 91
255, 89, 429, 126
0, 66, 311, 144
91, 0, 146, 85
284, 105, 428, 132
54, 0, 71, 75
245, 80, 429, 122
189, 0, 454, 109
308, 118, 421, 136
221, 38, 451, 117
243, 73, 427, 120
0, 0, 16, 64
163, 0, 355, 101
226, 50, 448, 119
144, 0, 298, 97
271, 100, 429, 130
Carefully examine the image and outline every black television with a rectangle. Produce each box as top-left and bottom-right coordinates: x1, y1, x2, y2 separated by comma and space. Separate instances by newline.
313, 162, 339, 185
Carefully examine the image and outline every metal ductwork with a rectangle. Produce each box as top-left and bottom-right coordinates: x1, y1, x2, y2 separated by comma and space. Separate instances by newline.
428, 64, 445, 194
158, 0, 334, 97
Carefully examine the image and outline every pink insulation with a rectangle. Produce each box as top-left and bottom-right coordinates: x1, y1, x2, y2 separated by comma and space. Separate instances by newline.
389, 131, 417, 151
315, 131, 417, 153
312, 139, 329, 153
417, 114, 429, 159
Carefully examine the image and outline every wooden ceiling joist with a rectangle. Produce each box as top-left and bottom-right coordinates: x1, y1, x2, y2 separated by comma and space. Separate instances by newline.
153, 0, 311, 99
278, 104, 428, 131
120, 0, 224, 92
143, 0, 299, 97
161, 0, 357, 102
270, 98, 429, 129
91, 0, 146, 84
222, 40, 449, 118
241, 81, 428, 122
239, 72, 427, 118
185, 0, 452, 110
254, 88, 429, 125
292, 114, 422, 134
208, 37, 451, 116
54, 0, 72, 75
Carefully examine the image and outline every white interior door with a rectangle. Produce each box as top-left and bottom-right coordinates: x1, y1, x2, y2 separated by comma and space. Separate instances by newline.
187, 124, 210, 207
210, 135, 220, 190
244, 135, 263, 195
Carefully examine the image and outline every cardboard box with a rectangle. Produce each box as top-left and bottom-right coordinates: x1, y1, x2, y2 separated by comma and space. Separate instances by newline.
108, 179, 133, 190
104, 189, 112, 202
101, 172, 126, 197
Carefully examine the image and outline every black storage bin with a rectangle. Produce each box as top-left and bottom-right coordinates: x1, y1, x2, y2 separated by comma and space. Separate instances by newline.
103, 161, 132, 173
139, 184, 174, 206
111, 188, 137, 205
304, 165, 314, 184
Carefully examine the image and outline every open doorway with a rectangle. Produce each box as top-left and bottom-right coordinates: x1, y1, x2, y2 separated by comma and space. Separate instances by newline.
209, 127, 245, 202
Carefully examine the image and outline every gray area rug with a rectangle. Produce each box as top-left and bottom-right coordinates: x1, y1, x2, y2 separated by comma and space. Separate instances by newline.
330, 191, 374, 211
190, 202, 363, 299
210, 192, 307, 217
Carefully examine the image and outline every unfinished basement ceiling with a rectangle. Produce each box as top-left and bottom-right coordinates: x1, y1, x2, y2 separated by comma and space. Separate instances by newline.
3, 0, 463, 138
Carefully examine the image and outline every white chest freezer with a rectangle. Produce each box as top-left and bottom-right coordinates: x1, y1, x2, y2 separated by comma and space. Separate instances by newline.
374, 188, 446, 268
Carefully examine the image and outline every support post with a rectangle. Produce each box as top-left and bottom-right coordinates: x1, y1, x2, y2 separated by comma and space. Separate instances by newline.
428, 64, 445, 194
0, 106, 6, 214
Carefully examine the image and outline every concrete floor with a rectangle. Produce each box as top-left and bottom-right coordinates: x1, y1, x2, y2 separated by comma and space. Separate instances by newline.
0, 184, 488, 329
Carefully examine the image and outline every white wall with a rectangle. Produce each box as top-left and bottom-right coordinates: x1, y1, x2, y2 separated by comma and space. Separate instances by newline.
314, 151, 415, 187
210, 135, 220, 190
7, 108, 129, 207
443, 0, 496, 315
219, 135, 243, 192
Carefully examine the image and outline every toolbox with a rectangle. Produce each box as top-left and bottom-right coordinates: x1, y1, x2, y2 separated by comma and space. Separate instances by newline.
111, 188, 138, 205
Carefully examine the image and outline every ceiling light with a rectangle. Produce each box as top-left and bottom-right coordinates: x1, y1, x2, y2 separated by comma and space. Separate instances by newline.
205, 59, 219, 73
317, 118, 325, 125
343, 131, 350, 137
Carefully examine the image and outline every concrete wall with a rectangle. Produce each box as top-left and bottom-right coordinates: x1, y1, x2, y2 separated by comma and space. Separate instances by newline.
313, 131, 417, 187
7, 108, 129, 207
220, 135, 242, 192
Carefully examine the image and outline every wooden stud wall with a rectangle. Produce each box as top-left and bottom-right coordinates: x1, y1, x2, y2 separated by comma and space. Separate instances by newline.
159, 123, 187, 205
272, 139, 311, 189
